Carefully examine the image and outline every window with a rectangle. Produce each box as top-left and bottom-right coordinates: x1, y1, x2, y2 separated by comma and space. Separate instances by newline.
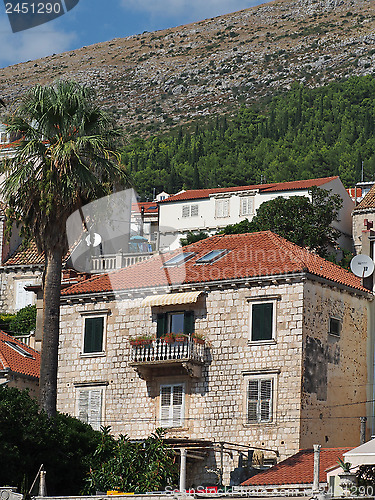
157, 311, 194, 337
163, 252, 195, 267
77, 387, 103, 430
4, 341, 34, 358
15, 280, 35, 311
215, 198, 230, 218
247, 378, 273, 423
160, 383, 185, 427
251, 302, 274, 341
83, 316, 104, 353
329, 317, 341, 336
240, 196, 254, 216
182, 204, 199, 217
195, 249, 229, 264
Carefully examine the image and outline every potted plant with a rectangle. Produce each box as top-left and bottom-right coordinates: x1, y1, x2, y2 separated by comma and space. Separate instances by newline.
129, 334, 155, 347
337, 458, 356, 496
175, 333, 188, 342
192, 332, 205, 345
162, 332, 175, 343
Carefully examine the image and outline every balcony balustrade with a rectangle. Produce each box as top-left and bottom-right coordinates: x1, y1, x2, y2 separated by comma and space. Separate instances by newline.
130, 338, 206, 380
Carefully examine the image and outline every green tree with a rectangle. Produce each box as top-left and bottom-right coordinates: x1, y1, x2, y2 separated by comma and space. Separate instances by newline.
84, 428, 178, 494
180, 231, 209, 246
220, 187, 342, 257
0, 387, 101, 495
2, 81, 128, 417
9, 304, 36, 334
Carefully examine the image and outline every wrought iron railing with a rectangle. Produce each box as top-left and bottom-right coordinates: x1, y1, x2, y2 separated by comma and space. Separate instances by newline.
131, 338, 205, 363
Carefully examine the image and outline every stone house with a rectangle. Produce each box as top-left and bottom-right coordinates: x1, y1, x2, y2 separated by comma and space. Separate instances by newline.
352, 183, 375, 255
57, 231, 371, 486
0, 329, 40, 398
158, 176, 354, 250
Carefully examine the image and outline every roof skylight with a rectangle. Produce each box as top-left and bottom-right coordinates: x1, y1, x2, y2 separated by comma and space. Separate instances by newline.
195, 249, 229, 264
163, 252, 195, 267
4, 341, 34, 358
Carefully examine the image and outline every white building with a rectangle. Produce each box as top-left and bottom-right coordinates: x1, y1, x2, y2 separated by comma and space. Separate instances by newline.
159, 176, 354, 250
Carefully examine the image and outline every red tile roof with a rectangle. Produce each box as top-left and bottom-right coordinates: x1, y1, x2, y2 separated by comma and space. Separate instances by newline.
61, 231, 367, 296
161, 177, 338, 203
353, 183, 375, 211
4, 240, 44, 266
0, 330, 40, 379
242, 448, 351, 486
132, 202, 159, 214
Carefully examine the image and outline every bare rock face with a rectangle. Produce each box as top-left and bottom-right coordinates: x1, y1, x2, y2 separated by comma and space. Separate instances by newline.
0, 0, 374, 136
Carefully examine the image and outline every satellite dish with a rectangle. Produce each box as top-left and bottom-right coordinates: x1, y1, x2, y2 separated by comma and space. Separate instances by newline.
350, 254, 374, 278
85, 232, 102, 248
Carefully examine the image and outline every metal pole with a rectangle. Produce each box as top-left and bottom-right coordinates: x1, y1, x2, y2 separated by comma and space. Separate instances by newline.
312, 444, 321, 494
360, 417, 367, 444
179, 448, 187, 492
38, 469, 47, 497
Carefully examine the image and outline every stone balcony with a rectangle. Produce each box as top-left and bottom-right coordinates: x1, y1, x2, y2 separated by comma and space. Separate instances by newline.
90, 252, 153, 273
130, 338, 206, 380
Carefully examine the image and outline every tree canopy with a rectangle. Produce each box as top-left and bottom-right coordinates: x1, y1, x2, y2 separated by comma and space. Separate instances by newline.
220, 187, 342, 257
2, 80, 128, 417
121, 76, 375, 200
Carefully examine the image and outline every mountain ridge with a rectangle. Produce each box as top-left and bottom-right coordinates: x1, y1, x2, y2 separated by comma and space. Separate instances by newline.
1, 0, 375, 135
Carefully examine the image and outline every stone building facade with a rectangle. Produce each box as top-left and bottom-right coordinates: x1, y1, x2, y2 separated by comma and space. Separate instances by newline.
57, 231, 371, 486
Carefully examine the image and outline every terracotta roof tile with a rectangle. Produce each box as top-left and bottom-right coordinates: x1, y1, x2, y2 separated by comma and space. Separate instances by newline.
3, 240, 44, 266
62, 231, 367, 296
0, 330, 40, 379
353, 183, 375, 211
242, 448, 351, 486
161, 177, 338, 203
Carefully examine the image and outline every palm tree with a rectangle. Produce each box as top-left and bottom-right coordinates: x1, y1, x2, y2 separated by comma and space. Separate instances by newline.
2, 80, 128, 417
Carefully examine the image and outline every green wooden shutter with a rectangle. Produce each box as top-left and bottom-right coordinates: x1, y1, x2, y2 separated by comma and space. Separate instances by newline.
84, 317, 104, 353
252, 303, 273, 341
157, 313, 167, 338
183, 311, 194, 335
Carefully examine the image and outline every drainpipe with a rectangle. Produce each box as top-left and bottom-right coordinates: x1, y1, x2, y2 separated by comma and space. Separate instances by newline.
360, 417, 367, 444
312, 444, 321, 495
179, 448, 187, 492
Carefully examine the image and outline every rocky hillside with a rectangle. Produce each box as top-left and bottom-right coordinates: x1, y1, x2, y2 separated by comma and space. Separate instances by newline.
1, 0, 375, 135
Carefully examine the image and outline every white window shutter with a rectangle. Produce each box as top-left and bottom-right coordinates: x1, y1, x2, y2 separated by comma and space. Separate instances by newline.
160, 384, 184, 427
78, 388, 103, 431
247, 380, 258, 423
172, 385, 184, 427
89, 389, 103, 430
182, 205, 190, 218
78, 390, 90, 424
260, 379, 272, 422
15, 281, 34, 311
191, 205, 199, 217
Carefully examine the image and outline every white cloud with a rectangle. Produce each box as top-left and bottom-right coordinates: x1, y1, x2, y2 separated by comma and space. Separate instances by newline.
120, 0, 261, 24
0, 18, 76, 68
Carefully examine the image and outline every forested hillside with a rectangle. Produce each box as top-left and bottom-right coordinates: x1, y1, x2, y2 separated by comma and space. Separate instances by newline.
123, 76, 375, 199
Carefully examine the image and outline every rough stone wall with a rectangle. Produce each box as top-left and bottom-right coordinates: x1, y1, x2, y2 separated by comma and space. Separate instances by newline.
6, 372, 39, 398
58, 281, 305, 486
300, 281, 368, 449
0, 268, 41, 314
352, 211, 375, 255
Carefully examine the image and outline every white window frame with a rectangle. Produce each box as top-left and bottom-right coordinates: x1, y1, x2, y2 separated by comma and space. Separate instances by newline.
215, 198, 230, 218
159, 383, 185, 428
244, 372, 278, 425
76, 384, 106, 431
248, 296, 279, 343
15, 279, 36, 311
80, 310, 110, 357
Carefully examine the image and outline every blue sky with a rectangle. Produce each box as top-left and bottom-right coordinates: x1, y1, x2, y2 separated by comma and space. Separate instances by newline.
0, 0, 271, 69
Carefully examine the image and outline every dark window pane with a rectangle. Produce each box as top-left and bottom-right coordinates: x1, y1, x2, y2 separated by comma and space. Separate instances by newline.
252, 303, 273, 341
84, 317, 104, 353
183, 311, 194, 335
157, 313, 167, 338
329, 318, 341, 336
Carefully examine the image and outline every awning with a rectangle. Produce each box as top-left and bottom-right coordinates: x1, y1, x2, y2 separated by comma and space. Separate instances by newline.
141, 291, 203, 307
343, 438, 375, 466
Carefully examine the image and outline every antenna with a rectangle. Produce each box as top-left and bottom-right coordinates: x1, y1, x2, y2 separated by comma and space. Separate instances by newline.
350, 254, 374, 278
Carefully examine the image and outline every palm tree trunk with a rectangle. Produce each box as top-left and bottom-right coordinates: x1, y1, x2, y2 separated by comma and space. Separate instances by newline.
39, 246, 63, 417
